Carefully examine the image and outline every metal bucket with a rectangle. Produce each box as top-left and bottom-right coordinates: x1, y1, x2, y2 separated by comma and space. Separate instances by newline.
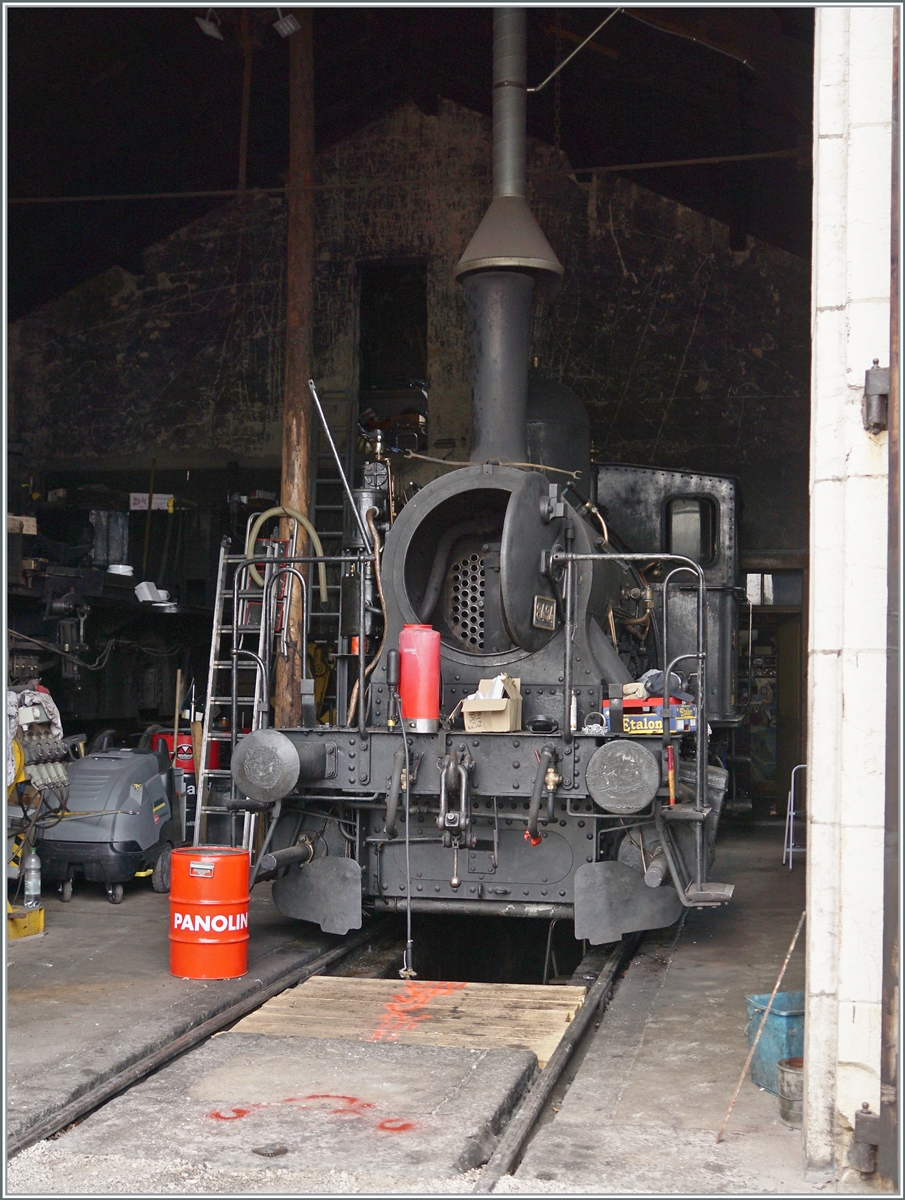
777, 1056, 804, 1126
169, 846, 249, 979
744, 990, 804, 1094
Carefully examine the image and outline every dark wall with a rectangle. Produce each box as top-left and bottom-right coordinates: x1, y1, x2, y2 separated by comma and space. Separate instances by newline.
532, 168, 810, 554
9, 194, 288, 471
8, 100, 810, 557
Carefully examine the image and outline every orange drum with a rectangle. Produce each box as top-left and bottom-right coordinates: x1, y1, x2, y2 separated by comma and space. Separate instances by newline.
169, 846, 250, 979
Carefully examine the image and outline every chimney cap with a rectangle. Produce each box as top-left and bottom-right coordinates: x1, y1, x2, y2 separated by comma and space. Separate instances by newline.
455, 195, 564, 280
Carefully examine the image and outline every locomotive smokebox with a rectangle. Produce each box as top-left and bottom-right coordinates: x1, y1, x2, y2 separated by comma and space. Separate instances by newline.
456, 8, 563, 465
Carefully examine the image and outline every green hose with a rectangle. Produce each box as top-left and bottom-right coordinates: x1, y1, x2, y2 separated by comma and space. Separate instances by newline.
244, 506, 329, 606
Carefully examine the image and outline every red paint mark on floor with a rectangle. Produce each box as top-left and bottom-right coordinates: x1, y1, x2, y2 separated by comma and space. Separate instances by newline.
370, 979, 467, 1042
300, 1094, 374, 1108
290, 1094, 376, 1117
377, 1118, 417, 1133
204, 1093, 416, 1134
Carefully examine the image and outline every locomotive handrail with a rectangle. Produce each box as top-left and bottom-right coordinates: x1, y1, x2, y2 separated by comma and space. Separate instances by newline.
660, 560, 709, 883
228, 552, 377, 565
552, 548, 709, 892
262, 565, 309, 685
663, 652, 706, 895
562, 520, 576, 745
661, 564, 706, 707
229, 548, 375, 733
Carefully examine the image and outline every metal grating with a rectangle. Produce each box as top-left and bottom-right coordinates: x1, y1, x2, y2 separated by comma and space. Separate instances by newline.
446, 551, 485, 649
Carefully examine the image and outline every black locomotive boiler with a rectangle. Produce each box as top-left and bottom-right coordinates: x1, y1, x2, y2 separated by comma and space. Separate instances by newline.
225, 8, 738, 951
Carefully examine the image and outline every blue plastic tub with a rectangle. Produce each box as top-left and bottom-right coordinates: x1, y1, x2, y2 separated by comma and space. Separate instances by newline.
744, 990, 804, 1095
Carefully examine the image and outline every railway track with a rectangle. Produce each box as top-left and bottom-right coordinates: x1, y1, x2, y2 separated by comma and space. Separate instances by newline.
7, 925, 640, 1190
5, 922, 396, 1160
473, 931, 639, 1193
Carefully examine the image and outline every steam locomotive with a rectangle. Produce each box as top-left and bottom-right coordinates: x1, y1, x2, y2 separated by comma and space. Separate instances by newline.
222, 8, 738, 952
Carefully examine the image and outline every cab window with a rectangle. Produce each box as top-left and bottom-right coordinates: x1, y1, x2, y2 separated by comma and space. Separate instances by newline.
666, 497, 717, 564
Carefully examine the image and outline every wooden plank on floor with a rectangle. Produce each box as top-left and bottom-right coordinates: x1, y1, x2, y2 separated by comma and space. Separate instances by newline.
231, 976, 585, 1068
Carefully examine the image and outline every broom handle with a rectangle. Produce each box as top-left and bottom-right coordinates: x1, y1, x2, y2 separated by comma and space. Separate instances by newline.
716, 909, 806, 1143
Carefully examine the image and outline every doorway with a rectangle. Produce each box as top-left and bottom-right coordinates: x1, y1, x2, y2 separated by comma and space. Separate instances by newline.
733, 568, 806, 818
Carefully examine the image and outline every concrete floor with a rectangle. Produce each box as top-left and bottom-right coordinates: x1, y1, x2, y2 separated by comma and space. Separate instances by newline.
5, 818, 829, 1195
517, 820, 816, 1194
5, 874, 338, 1148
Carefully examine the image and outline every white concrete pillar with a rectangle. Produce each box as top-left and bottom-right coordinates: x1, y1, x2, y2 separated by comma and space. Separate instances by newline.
805, 5, 894, 1178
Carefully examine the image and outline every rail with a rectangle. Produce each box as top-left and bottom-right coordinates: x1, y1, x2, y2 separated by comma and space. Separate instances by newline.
473, 933, 640, 1192
4, 921, 393, 1160
8, 924, 643, 1186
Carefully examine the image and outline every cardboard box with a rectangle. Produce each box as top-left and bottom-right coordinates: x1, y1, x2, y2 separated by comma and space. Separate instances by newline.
462, 676, 522, 733
7, 515, 37, 535
130, 493, 174, 512
7, 905, 45, 940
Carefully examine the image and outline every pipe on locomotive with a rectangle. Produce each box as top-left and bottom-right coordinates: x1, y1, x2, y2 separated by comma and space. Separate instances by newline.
456, 7, 563, 465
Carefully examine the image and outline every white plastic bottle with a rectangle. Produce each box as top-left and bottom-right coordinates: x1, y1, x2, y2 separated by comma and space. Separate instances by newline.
23, 849, 42, 909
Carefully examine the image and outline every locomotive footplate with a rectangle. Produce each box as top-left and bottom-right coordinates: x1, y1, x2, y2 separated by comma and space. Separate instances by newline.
234, 726, 729, 936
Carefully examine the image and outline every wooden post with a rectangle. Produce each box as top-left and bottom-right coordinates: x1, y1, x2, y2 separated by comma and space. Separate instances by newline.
275, 9, 314, 728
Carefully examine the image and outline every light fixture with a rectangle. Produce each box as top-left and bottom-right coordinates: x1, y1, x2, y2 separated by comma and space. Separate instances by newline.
196, 8, 224, 40
273, 8, 300, 37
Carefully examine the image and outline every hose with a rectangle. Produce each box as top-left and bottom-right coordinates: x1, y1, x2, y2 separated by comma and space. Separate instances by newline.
244, 506, 328, 605
384, 745, 407, 839
527, 746, 556, 843
248, 798, 282, 889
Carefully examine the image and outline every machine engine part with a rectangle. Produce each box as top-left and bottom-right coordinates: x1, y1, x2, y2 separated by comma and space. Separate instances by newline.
34, 749, 179, 889
33, 748, 178, 892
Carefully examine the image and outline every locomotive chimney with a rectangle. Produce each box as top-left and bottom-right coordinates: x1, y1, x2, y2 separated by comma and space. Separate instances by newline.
456, 8, 563, 464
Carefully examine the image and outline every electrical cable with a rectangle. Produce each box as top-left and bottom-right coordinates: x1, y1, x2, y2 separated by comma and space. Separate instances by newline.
34, 784, 71, 829
9, 633, 181, 669
11, 635, 116, 670
7, 150, 801, 206
10, 783, 69, 907
527, 8, 623, 94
